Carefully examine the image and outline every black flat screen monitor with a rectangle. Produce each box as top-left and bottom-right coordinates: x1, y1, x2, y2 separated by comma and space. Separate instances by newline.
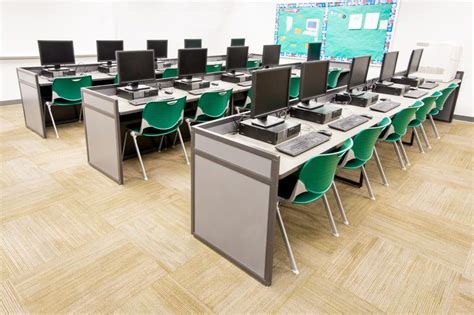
231, 38, 245, 46
299, 60, 330, 104
407, 48, 423, 75
262, 45, 281, 67
97, 40, 123, 63
117, 50, 155, 87
147, 40, 168, 59
307, 42, 322, 61
177, 48, 207, 79
379, 51, 399, 82
38, 40, 75, 68
184, 39, 202, 48
347, 55, 371, 91
226, 46, 249, 72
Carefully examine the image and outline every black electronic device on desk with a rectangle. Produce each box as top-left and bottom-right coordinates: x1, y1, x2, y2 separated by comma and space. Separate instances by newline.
391, 49, 425, 87
231, 38, 245, 46
97, 40, 123, 73
174, 48, 210, 91
38, 40, 76, 78
328, 115, 370, 132
307, 42, 322, 61
221, 46, 252, 83
343, 55, 378, 107
261, 44, 281, 68
276, 131, 330, 157
238, 66, 300, 144
373, 51, 410, 96
184, 39, 202, 48
370, 100, 401, 113
147, 40, 172, 69
116, 50, 158, 100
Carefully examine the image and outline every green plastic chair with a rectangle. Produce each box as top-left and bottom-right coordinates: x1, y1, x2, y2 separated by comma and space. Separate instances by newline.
277, 138, 353, 273
381, 100, 423, 170
121, 96, 188, 180
289, 76, 300, 99
408, 91, 442, 151
247, 60, 260, 69
162, 67, 178, 79
45, 75, 92, 138
235, 88, 252, 114
114, 74, 120, 84
206, 63, 223, 74
428, 83, 458, 139
327, 68, 343, 89
340, 117, 391, 199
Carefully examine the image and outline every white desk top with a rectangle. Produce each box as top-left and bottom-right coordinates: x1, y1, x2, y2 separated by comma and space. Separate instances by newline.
38, 71, 115, 86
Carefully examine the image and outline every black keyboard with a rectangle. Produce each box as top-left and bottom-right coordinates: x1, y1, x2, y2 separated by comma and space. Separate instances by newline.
276, 131, 330, 157
237, 81, 252, 87
404, 89, 428, 99
328, 115, 370, 132
188, 88, 225, 95
370, 101, 401, 113
419, 81, 439, 89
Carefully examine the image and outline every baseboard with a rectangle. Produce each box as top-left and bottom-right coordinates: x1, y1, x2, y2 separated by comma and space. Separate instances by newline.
453, 114, 474, 122
0, 99, 21, 106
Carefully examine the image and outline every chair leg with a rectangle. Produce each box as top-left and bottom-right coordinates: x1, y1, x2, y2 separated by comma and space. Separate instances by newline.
46, 104, 59, 138
177, 128, 190, 165
420, 124, 432, 149
121, 132, 128, 161
78, 105, 83, 122
393, 142, 406, 170
322, 194, 339, 237
332, 181, 349, 225
131, 134, 148, 180
172, 132, 178, 148
361, 165, 375, 200
158, 136, 164, 152
373, 147, 389, 186
398, 140, 410, 166
429, 115, 441, 139
276, 202, 299, 275
413, 128, 425, 153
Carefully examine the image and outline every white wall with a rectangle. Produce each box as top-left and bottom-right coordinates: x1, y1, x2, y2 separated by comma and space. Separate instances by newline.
1, 0, 472, 117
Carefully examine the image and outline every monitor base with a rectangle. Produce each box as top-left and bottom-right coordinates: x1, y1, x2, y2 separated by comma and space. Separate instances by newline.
251, 115, 284, 129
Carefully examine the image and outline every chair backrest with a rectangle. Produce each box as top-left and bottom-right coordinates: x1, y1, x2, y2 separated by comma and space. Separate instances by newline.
114, 74, 120, 84
141, 96, 186, 131
197, 89, 232, 119
243, 88, 253, 109
392, 100, 423, 136
435, 83, 458, 111
52, 75, 92, 101
327, 68, 343, 89
416, 91, 442, 122
298, 138, 353, 194
247, 60, 260, 69
206, 63, 223, 74
163, 68, 178, 78
289, 76, 300, 99
352, 117, 391, 162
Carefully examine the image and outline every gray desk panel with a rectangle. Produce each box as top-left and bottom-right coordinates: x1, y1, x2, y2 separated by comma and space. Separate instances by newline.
17, 68, 45, 138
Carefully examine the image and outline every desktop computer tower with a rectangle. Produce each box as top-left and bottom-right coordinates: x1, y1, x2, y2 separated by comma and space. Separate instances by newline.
239, 119, 301, 145
117, 86, 158, 100
41, 68, 76, 78
349, 92, 379, 107
373, 82, 410, 96
391, 76, 425, 87
290, 104, 342, 124
221, 73, 252, 84
174, 79, 210, 91
98, 64, 117, 74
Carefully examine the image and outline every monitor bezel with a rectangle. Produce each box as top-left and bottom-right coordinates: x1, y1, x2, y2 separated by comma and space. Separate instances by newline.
347, 55, 371, 92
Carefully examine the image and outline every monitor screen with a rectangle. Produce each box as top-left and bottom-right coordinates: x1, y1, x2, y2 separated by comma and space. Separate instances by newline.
147, 40, 168, 59
231, 38, 245, 46
178, 48, 207, 77
307, 42, 322, 61
184, 39, 202, 48
348, 55, 371, 91
117, 50, 155, 85
96, 40, 123, 62
299, 60, 329, 102
226, 46, 249, 72
262, 44, 281, 67
379, 51, 399, 82
407, 48, 423, 75
251, 66, 291, 118
38, 40, 75, 66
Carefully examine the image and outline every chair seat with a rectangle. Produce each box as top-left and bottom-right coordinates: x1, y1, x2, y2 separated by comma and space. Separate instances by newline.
429, 108, 440, 116
293, 191, 324, 204
51, 98, 82, 106
383, 133, 402, 143
127, 122, 177, 137
408, 119, 422, 128
343, 158, 366, 170
185, 113, 222, 123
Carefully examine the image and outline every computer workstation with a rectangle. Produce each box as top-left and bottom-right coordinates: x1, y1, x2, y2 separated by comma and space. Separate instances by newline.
38, 40, 76, 77
221, 46, 252, 83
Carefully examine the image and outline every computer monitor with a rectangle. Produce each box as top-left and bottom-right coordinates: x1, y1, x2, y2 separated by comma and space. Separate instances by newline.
38, 40, 75, 68
226, 46, 249, 74
96, 40, 123, 64
299, 60, 329, 109
184, 39, 202, 48
379, 51, 399, 82
177, 48, 207, 81
231, 38, 245, 46
307, 42, 322, 61
347, 55, 371, 92
147, 40, 168, 59
116, 50, 155, 90
251, 66, 291, 128
407, 48, 423, 76
261, 44, 281, 67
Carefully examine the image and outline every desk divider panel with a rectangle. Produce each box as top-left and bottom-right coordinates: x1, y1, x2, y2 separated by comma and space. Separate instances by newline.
191, 119, 280, 285
16, 68, 45, 138
82, 88, 123, 184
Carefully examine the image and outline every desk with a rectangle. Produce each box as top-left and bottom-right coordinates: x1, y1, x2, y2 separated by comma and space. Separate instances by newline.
190, 80, 461, 286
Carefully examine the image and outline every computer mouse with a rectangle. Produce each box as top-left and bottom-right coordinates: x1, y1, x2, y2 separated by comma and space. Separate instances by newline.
211, 82, 219, 86
318, 129, 332, 137
410, 87, 417, 90
164, 90, 173, 95
380, 97, 389, 101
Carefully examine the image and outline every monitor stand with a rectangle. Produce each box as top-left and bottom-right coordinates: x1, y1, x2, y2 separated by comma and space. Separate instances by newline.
251, 115, 284, 128
228, 70, 244, 77
297, 99, 326, 110
350, 88, 365, 97
124, 83, 150, 91
377, 80, 394, 87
